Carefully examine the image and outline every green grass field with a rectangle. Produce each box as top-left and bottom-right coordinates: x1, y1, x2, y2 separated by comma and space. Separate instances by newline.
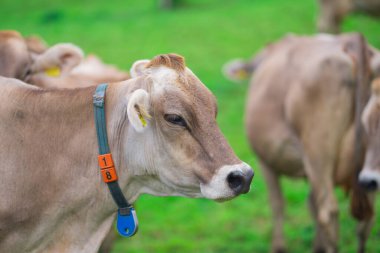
1, 0, 379, 252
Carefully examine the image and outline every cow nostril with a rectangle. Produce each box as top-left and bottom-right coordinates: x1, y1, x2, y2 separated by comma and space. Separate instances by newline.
227, 171, 244, 192
359, 178, 378, 191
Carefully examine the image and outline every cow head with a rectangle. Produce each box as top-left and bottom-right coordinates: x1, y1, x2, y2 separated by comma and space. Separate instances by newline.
26, 48, 131, 88
25, 42, 84, 84
360, 78, 380, 191
0, 30, 86, 84
125, 54, 254, 201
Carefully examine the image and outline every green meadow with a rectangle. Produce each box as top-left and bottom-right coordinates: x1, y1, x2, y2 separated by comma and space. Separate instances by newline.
1, 0, 379, 252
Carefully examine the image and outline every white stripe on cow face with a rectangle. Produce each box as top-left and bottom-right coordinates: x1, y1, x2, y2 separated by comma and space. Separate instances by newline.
200, 163, 253, 201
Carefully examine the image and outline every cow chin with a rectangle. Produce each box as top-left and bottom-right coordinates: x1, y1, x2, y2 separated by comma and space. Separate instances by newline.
200, 182, 236, 201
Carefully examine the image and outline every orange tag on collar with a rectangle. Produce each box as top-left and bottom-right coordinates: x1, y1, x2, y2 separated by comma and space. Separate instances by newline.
98, 153, 114, 169
98, 154, 118, 183
101, 167, 118, 183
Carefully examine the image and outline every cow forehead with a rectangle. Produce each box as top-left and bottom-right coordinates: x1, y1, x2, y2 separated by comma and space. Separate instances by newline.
150, 66, 217, 114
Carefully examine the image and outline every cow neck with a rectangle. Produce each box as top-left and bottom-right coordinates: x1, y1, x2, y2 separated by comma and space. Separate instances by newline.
93, 83, 138, 237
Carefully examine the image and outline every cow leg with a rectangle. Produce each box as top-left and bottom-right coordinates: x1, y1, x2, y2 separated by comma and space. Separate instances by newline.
357, 192, 376, 253
260, 160, 287, 253
308, 191, 327, 253
303, 156, 339, 253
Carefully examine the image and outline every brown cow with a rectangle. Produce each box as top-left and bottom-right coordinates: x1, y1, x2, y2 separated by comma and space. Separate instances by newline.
318, 0, 380, 33
0, 53, 253, 253
224, 33, 379, 253
0, 30, 129, 88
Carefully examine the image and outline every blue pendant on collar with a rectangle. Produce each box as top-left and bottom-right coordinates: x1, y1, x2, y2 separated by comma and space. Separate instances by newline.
117, 207, 138, 237
93, 83, 138, 237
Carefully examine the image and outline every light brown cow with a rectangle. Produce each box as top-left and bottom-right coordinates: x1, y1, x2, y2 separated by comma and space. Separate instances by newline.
0, 54, 253, 253
318, 0, 380, 33
224, 33, 379, 253
0, 30, 130, 88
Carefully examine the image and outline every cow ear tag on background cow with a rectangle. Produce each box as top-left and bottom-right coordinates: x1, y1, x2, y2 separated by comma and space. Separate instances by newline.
44, 66, 61, 77
117, 207, 138, 237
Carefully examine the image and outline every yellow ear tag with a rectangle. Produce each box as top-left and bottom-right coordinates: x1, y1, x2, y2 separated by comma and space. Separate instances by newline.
237, 69, 248, 79
139, 113, 147, 127
44, 67, 61, 77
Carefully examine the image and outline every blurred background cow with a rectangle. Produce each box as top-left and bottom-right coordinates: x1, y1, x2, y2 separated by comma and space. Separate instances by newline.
224, 33, 380, 253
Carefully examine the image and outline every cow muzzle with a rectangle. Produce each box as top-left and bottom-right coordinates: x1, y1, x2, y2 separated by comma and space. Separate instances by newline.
200, 163, 254, 201
227, 169, 254, 194
359, 169, 380, 192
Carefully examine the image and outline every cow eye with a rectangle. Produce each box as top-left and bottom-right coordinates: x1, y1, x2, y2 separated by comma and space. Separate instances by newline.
164, 114, 188, 128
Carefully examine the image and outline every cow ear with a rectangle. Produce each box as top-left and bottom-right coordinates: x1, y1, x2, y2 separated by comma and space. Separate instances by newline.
222, 59, 250, 82
127, 89, 151, 132
31, 43, 84, 77
130, 59, 150, 78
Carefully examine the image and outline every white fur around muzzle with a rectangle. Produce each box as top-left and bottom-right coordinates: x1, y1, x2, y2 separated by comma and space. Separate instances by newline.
359, 169, 380, 191
200, 163, 252, 200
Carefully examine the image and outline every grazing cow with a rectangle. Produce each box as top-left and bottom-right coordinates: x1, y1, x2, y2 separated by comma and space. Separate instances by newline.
0, 30, 129, 88
0, 53, 254, 253
318, 0, 380, 33
224, 33, 379, 253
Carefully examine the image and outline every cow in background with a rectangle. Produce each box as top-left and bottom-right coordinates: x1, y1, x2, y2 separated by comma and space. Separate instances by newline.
318, 0, 380, 33
224, 33, 379, 253
0, 30, 129, 88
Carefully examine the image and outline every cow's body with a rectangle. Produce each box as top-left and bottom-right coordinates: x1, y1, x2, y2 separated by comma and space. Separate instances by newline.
224, 33, 378, 253
318, 0, 380, 33
0, 79, 117, 253
0, 54, 253, 253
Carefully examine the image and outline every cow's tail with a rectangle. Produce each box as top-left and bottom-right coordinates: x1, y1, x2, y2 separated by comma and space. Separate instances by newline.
348, 33, 374, 221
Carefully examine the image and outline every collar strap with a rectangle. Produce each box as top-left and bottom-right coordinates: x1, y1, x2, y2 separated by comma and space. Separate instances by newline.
93, 83, 138, 237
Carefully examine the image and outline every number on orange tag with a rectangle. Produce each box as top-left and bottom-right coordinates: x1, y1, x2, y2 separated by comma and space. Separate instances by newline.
101, 167, 118, 183
98, 154, 114, 169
